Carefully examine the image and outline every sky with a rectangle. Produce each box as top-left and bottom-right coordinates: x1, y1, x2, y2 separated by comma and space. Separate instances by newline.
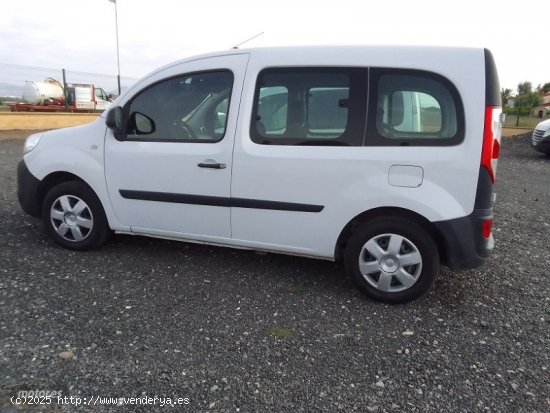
1, 0, 548, 92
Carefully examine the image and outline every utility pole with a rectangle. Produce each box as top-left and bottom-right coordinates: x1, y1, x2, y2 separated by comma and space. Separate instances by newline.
108, 0, 121, 95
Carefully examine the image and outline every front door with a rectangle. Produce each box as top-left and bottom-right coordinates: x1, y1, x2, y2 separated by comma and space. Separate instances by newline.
105, 54, 249, 241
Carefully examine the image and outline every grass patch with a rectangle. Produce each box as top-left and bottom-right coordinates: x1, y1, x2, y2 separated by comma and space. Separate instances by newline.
503, 115, 547, 129
266, 326, 293, 339
290, 281, 310, 293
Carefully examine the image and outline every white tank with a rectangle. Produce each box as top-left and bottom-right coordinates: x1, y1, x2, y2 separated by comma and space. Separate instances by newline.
22, 78, 64, 105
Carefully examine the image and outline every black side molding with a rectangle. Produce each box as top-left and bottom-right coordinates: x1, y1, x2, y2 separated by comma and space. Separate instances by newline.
119, 190, 324, 213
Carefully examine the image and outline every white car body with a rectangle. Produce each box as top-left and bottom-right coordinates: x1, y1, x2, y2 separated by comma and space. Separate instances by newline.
532, 118, 550, 155
18, 46, 503, 302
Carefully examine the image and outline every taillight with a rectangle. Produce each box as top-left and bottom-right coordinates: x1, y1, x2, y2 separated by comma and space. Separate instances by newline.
481, 106, 502, 183
482, 219, 493, 239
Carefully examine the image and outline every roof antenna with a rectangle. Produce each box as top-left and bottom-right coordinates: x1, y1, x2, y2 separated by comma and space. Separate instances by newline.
232, 32, 264, 49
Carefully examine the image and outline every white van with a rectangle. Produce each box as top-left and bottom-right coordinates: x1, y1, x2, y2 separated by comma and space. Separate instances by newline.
532, 118, 550, 156
17, 46, 503, 303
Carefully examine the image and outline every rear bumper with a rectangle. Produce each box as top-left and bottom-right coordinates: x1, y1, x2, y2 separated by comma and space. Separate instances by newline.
17, 160, 42, 217
434, 208, 494, 271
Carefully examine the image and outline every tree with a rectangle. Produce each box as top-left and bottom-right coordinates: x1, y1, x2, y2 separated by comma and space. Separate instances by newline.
501, 88, 513, 107
536, 82, 550, 94
517, 81, 533, 95
514, 81, 542, 126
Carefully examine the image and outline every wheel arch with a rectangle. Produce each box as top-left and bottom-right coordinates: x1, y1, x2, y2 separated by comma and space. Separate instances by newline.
334, 207, 448, 266
37, 171, 92, 213
41, 177, 112, 250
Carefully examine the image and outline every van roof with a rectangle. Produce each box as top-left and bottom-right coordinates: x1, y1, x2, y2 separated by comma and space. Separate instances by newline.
153, 45, 486, 74
199, 44, 483, 57
118, 45, 491, 113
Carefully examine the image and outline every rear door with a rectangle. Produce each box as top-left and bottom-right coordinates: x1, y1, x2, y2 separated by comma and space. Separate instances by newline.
230, 66, 369, 257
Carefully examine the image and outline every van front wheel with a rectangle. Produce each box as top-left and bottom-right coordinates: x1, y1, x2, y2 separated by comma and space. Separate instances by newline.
344, 217, 439, 303
42, 181, 111, 250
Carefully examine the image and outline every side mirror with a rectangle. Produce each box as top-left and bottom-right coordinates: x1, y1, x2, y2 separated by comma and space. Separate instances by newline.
131, 112, 156, 135
106, 106, 125, 140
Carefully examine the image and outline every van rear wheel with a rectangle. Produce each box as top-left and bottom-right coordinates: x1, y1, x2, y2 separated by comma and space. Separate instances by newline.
344, 217, 439, 303
42, 181, 111, 250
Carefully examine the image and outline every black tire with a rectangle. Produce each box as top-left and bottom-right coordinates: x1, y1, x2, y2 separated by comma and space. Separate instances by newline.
41, 181, 111, 250
344, 216, 439, 304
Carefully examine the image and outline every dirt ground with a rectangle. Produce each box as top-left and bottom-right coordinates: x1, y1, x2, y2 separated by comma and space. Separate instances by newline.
502, 128, 530, 137
1, 128, 548, 413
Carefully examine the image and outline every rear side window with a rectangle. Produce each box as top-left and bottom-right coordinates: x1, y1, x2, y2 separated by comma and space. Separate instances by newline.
251, 68, 367, 146
367, 69, 464, 146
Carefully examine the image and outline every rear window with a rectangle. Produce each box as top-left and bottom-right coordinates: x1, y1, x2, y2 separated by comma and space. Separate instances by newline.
249, 67, 463, 147
367, 69, 464, 146
250, 68, 367, 146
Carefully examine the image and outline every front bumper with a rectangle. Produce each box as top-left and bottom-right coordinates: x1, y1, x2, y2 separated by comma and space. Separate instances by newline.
17, 160, 42, 217
532, 131, 550, 154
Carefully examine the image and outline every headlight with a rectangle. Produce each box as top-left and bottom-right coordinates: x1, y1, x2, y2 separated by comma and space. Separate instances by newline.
23, 133, 42, 154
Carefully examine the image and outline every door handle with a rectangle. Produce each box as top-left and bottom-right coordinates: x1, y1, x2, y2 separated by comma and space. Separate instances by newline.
197, 162, 226, 169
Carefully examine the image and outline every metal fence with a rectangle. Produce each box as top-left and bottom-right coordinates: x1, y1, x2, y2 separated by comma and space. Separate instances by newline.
0, 62, 138, 100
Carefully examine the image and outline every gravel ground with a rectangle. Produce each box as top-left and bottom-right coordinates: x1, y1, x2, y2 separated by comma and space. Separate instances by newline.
0, 131, 549, 413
